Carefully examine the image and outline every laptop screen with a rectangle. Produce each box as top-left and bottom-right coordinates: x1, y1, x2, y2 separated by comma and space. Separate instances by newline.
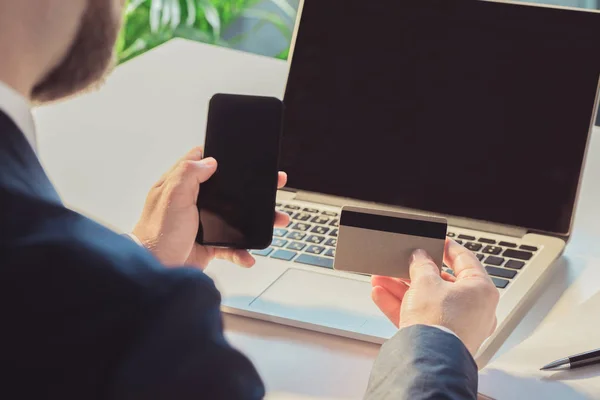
281, 0, 600, 235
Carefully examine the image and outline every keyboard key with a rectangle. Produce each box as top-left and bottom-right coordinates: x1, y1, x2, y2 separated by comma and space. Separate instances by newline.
306, 235, 325, 244
483, 246, 502, 255
303, 207, 320, 213
324, 238, 337, 247
271, 249, 297, 261
252, 247, 273, 257
306, 245, 325, 254
505, 260, 525, 270
282, 210, 294, 216
293, 212, 312, 221
491, 277, 509, 289
325, 248, 336, 258
486, 266, 517, 279
287, 220, 293, 228
287, 241, 306, 251
311, 216, 330, 224
284, 204, 300, 210
292, 223, 312, 232
503, 249, 533, 261
499, 241, 517, 248
458, 234, 476, 240
273, 228, 288, 237
322, 211, 339, 217
520, 245, 538, 252
465, 242, 482, 252
276, 202, 282, 207
330, 229, 338, 237
485, 256, 505, 266
444, 268, 455, 277
295, 254, 334, 269
271, 238, 288, 248
447, 232, 456, 238
455, 240, 464, 245
479, 238, 496, 244
311, 226, 330, 235
476, 254, 485, 261
330, 219, 339, 227
287, 231, 306, 241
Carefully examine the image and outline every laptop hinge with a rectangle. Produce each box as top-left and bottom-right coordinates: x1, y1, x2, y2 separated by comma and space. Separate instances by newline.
291, 190, 528, 239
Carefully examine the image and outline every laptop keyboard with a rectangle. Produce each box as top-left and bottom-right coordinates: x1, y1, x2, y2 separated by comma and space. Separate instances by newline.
445, 232, 537, 289
252, 203, 539, 290
251, 203, 339, 269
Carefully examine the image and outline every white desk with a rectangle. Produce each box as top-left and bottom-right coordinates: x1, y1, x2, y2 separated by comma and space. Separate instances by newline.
34, 39, 600, 399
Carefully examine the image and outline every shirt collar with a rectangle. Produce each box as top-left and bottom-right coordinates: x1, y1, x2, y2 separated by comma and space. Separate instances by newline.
0, 81, 36, 152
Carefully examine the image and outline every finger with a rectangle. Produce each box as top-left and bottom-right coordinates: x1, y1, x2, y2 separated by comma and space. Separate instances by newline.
409, 249, 442, 284
277, 172, 287, 189
158, 147, 204, 184
274, 211, 291, 227
371, 276, 410, 299
190, 244, 214, 270
441, 270, 457, 282
173, 158, 218, 191
181, 146, 204, 162
443, 239, 488, 280
371, 286, 401, 327
490, 316, 498, 335
213, 248, 256, 268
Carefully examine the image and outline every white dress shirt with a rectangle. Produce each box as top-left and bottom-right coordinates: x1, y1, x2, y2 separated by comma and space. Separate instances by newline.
0, 81, 37, 151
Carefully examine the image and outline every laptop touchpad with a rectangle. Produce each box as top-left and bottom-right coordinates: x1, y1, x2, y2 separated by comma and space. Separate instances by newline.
249, 268, 382, 331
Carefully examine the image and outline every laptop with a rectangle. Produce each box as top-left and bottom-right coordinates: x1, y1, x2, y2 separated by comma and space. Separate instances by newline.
205, 0, 600, 365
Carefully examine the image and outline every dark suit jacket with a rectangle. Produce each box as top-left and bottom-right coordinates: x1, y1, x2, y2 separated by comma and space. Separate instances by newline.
0, 110, 477, 399
0, 111, 264, 398
366, 325, 478, 399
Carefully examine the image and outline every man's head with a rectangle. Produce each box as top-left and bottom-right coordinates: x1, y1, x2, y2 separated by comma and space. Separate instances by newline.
0, 0, 124, 103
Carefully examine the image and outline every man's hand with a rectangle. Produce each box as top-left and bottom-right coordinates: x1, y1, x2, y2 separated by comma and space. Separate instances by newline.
371, 239, 499, 356
132, 147, 290, 269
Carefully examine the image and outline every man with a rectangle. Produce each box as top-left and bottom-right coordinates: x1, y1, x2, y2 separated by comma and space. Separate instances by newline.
0, 1, 499, 399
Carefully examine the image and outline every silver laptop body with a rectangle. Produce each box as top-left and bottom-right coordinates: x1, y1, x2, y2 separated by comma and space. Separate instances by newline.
206, 0, 600, 366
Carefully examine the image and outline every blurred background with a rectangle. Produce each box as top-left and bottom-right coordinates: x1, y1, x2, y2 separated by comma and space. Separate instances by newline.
116, 0, 600, 67
116, 0, 300, 65
116, 0, 600, 123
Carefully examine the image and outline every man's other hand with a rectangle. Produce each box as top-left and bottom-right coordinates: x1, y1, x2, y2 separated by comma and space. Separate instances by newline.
371, 239, 499, 356
132, 147, 290, 269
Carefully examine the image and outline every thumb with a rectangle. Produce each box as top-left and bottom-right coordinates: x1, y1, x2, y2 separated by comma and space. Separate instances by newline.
409, 249, 442, 284
193, 157, 218, 184
178, 157, 218, 187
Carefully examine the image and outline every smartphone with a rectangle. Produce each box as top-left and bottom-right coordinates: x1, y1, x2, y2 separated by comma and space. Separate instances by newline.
196, 93, 283, 249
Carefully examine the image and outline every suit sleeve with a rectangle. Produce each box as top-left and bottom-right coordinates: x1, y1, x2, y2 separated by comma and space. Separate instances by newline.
107, 273, 265, 400
365, 325, 478, 400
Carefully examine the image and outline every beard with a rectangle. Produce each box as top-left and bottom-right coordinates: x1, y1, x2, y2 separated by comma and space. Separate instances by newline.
32, 0, 122, 103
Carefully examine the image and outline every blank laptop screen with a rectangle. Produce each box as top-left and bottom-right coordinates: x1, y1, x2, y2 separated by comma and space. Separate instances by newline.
281, 0, 600, 235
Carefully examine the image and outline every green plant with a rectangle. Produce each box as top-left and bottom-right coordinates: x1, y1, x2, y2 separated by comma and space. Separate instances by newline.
116, 0, 295, 65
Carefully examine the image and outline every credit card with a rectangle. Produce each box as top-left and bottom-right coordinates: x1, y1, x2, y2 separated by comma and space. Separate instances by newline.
334, 206, 447, 279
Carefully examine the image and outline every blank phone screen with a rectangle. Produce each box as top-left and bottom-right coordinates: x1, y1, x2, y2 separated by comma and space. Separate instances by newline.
197, 94, 283, 249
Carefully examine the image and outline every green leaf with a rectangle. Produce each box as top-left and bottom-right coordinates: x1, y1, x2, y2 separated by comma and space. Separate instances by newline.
167, 0, 181, 29
116, 0, 296, 64
276, 47, 289, 60
126, 0, 146, 13
200, 0, 221, 39
185, 0, 197, 26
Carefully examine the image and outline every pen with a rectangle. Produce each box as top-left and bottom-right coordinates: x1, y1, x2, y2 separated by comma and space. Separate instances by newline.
541, 348, 600, 371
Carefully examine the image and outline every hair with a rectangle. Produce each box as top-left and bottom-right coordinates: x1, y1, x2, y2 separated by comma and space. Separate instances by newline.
31, 0, 121, 103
